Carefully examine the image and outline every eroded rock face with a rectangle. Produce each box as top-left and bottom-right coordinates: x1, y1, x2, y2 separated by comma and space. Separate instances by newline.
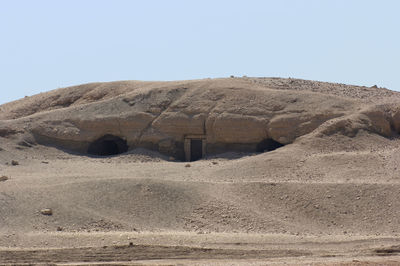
1, 78, 400, 160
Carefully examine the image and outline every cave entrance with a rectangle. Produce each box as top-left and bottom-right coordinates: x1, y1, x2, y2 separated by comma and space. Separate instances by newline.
87, 135, 128, 156
184, 135, 206, 161
256, 138, 284, 152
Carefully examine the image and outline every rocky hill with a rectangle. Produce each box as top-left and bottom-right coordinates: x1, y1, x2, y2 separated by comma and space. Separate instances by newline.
1, 77, 400, 161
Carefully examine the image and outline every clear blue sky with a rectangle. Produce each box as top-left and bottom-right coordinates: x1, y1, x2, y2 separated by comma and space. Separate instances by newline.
1, 0, 399, 104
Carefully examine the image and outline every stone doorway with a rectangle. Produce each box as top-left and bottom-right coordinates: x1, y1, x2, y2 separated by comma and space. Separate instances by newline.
184, 135, 206, 161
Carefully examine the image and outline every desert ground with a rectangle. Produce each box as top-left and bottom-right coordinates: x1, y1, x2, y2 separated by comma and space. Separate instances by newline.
1, 77, 400, 265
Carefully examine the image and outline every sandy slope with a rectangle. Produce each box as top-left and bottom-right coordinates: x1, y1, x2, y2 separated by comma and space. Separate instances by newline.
1, 77, 400, 264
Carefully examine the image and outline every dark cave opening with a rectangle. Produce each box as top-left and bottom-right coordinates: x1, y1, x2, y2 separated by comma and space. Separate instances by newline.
256, 138, 284, 152
87, 135, 128, 156
190, 139, 203, 161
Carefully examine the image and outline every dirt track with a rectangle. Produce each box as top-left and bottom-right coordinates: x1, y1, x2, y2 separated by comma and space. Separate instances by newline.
0, 244, 309, 264
1, 240, 400, 265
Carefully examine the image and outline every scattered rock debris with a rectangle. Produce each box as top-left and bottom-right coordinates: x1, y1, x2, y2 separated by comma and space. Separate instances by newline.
40, 208, 53, 216
78, 219, 124, 232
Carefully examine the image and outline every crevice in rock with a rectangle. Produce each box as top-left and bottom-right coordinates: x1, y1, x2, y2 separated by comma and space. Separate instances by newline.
113, 99, 124, 137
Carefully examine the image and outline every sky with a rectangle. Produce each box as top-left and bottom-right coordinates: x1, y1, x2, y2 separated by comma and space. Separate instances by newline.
0, 0, 399, 104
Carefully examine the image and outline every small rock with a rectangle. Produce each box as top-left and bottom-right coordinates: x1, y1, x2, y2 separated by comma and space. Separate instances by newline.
185, 164, 191, 167
212, 161, 218, 165
40, 208, 53, 216
0, 176, 8, 182
56, 226, 63, 231
11, 160, 19, 166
